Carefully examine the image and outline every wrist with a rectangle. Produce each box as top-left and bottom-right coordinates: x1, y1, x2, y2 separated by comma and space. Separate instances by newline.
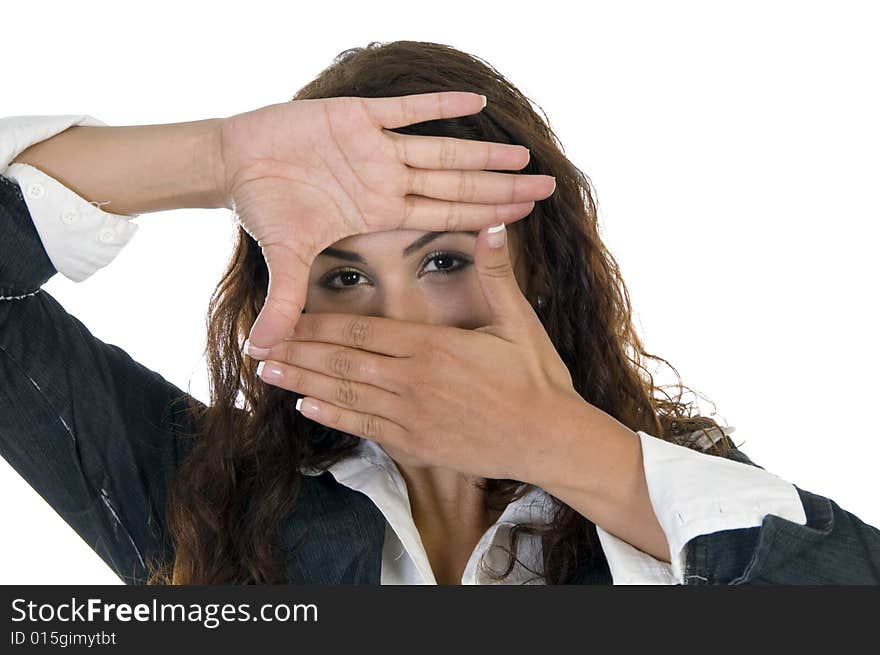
113, 118, 228, 213
529, 395, 640, 501
531, 397, 672, 563
193, 117, 228, 210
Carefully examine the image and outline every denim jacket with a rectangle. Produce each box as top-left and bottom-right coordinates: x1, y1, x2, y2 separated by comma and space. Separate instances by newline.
1, 173, 879, 585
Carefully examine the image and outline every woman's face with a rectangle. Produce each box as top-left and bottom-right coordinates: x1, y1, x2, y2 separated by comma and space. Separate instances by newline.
303, 229, 528, 328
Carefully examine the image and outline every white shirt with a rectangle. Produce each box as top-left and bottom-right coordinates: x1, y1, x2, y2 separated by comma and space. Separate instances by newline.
0, 114, 808, 584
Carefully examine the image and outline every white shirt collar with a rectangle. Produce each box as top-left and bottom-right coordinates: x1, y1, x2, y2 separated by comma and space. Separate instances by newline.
300, 438, 555, 584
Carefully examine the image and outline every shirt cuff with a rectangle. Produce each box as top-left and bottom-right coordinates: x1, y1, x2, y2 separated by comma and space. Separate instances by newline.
595, 525, 678, 584
2, 163, 140, 282
0, 114, 107, 170
596, 429, 807, 584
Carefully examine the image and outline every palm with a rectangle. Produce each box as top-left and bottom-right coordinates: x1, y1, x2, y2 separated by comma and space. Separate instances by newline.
225, 98, 406, 235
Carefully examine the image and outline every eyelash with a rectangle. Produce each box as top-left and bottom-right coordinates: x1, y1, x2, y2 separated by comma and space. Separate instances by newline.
318, 250, 472, 292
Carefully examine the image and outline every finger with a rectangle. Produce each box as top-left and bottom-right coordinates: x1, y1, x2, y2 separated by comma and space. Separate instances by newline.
256, 340, 407, 395
368, 91, 486, 129
406, 169, 557, 205
387, 132, 531, 171
247, 241, 311, 350
296, 394, 406, 447
473, 222, 534, 336
256, 359, 400, 417
397, 196, 536, 232
284, 312, 440, 357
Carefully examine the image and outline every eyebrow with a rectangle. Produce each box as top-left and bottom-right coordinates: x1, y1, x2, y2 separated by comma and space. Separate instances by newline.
318, 230, 479, 264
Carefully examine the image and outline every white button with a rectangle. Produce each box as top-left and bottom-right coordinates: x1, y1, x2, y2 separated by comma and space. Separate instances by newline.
98, 228, 116, 243
60, 209, 79, 224
26, 183, 45, 199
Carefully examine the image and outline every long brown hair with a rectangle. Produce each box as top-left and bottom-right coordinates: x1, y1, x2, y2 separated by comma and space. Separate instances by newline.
147, 40, 736, 585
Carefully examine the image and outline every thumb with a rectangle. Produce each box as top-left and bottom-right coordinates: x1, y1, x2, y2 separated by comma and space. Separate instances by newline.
247, 242, 310, 350
474, 222, 533, 337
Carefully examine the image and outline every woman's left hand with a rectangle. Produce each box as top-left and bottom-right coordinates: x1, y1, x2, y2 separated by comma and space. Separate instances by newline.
247, 222, 586, 484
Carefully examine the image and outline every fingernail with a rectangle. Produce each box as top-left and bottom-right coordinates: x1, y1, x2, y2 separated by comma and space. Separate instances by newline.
480, 94, 487, 108
256, 360, 283, 382
296, 397, 320, 417
487, 222, 506, 248
244, 338, 271, 359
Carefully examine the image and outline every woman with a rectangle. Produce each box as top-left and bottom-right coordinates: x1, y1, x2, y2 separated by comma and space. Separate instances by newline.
1, 40, 878, 585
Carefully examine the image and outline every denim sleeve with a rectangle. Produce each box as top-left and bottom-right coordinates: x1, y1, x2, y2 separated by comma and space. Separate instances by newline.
0, 173, 203, 584
683, 447, 880, 584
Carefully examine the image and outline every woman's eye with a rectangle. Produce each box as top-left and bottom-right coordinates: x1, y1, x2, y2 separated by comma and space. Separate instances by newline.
320, 269, 368, 291
422, 252, 471, 277
318, 252, 472, 292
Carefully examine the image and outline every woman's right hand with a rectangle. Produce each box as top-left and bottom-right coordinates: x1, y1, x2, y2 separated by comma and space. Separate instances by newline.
215, 92, 557, 351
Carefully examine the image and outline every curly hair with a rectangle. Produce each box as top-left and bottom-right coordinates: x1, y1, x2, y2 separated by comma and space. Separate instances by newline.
147, 40, 737, 585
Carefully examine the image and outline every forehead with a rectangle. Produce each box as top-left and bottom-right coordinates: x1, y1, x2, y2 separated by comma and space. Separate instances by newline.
323, 227, 519, 254
320, 229, 479, 260
333, 229, 473, 247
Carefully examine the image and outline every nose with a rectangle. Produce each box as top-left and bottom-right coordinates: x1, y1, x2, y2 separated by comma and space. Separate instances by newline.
372, 286, 440, 327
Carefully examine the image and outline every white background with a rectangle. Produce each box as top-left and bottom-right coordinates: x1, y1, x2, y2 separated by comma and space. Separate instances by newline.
1, 0, 877, 583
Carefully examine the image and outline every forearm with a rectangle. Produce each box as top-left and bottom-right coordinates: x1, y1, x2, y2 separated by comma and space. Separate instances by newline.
532, 398, 672, 563
11, 118, 226, 215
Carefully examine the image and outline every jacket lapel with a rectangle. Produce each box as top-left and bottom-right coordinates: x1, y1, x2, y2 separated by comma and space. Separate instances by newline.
279, 471, 385, 584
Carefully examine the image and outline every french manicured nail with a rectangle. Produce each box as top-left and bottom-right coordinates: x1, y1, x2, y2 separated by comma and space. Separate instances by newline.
487, 222, 506, 248
480, 94, 487, 108
244, 338, 271, 359
296, 397, 320, 416
256, 360, 283, 382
